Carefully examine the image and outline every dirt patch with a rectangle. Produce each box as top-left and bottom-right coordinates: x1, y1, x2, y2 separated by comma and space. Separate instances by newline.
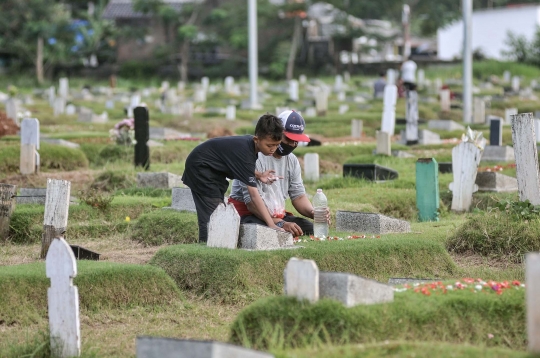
0, 111, 19, 138
450, 251, 522, 270
207, 127, 234, 139
1, 170, 96, 192
297, 157, 342, 174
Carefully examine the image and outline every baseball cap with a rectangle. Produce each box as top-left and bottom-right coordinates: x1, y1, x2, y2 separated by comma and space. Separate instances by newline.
278, 110, 311, 142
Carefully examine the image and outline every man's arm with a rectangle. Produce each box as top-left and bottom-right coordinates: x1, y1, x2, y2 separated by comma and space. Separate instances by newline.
246, 186, 281, 230
291, 194, 314, 219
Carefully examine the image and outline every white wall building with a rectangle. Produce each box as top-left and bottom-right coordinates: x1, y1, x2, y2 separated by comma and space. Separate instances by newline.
438, 5, 540, 60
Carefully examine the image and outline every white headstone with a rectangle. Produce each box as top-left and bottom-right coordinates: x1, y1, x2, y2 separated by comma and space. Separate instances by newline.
351, 119, 362, 138
5, 98, 20, 124
65, 104, 76, 115
405, 90, 419, 143
315, 90, 328, 116
337, 91, 346, 102
503, 71, 511, 83
207, 203, 240, 249
20, 118, 40, 175
182, 101, 194, 119
48, 86, 56, 107
193, 88, 206, 103
53, 97, 66, 116
449, 142, 482, 211
105, 100, 115, 109
473, 98, 485, 124
299, 75, 307, 85
343, 71, 350, 83
505, 108, 518, 126
304, 153, 319, 181
527, 253, 540, 353
289, 80, 299, 102
381, 85, 398, 135
511, 113, 540, 205
130, 94, 141, 109
226, 105, 236, 120
284, 257, 319, 303
512, 76, 520, 92
532, 79, 538, 89
376, 131, 391, 156
305, 107, 316, 118
177, 81, 185, 92
224, 76, 235, 95
440, 89, 451, 112
46, 237, 80, 358
58, 78, 69, 98
161, 81, 170, 91
338, 104, 349, 114
334, 75, 343, 92
201, 77, 210, 92
434, 78, 442, 93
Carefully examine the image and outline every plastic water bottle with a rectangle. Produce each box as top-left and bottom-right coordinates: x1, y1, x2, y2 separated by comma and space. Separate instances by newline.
312, 189, 328, 238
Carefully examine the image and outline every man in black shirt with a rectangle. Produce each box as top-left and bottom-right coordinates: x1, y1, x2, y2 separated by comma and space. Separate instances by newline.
182, 114, 284, 243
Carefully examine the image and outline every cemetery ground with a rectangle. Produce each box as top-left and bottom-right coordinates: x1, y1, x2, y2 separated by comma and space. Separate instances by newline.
1, 61, 539, 357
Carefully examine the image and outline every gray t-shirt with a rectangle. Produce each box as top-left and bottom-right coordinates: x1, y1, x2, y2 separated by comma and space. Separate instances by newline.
230, 152, 306, 204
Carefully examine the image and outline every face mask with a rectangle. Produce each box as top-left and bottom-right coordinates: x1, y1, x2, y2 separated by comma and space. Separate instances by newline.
276, 142, 296, 156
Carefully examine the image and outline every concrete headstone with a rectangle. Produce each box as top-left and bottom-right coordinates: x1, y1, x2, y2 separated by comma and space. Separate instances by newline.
319, 272, 394, 307
284, 258, 319, 303
207, 203, 240, 249
304, 153, 319, 181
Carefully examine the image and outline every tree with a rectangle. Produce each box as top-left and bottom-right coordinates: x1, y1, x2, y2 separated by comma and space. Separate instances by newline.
0, 0, 72, 84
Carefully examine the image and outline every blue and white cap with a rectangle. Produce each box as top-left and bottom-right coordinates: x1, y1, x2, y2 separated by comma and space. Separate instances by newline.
278, 110, 310, 142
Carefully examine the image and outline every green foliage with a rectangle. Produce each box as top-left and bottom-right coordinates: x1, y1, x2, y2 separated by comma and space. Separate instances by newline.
0, 261, 182, 325
447, 210, 540, 263
230, 290, 525, 350
119, 60, 161, 79
115, 187, 172, 198
78, 188, 114, 212
7, 206, 43, 244
130, 210, 198, 246
492, 199, 540, 221
151, 239, 457, 304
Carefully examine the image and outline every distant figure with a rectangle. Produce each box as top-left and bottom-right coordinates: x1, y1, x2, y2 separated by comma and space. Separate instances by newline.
401, 59, 417, 91
373, 72, 386, 99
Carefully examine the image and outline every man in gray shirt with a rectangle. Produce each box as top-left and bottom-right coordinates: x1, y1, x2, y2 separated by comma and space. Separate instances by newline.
229, 110, 318, 237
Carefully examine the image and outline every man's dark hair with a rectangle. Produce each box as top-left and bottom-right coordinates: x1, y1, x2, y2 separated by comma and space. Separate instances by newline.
254, 113, 283, 141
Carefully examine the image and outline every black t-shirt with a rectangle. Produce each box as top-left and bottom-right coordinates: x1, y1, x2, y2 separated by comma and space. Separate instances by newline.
182, 135, 258, 198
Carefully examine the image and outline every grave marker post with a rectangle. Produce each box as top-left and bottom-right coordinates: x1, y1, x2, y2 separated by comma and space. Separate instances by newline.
416, 158, 439, 221
489, 117, 503, 146
304, 153, 319, 181
376, 131, 391, 156
20, 118, 40, 175
511, 113, 540, 205
5, 97, 20, 124
527, 253, 540, 353
439, 89, 450, 112
46, 237, 80, 357
41, 179, 71, 258
405, 90, 419, 144
289, 80, 299, 102
449, 142, 482, 211
0, 184, 17, 240
381, 85, 397, 135
134, 106, 150, 170
351, 119, 362, 138
473, 98, 485, 124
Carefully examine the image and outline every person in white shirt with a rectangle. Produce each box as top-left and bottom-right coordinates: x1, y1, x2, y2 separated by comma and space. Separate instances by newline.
401, 59, 417, 91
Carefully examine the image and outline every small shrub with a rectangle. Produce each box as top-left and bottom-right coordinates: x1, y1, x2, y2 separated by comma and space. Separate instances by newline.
91, 170, 136, 192
130, 210, 198, 246
78, 189, 114, 212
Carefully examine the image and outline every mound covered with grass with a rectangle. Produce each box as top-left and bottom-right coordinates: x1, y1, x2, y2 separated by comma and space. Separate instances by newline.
150, 239, 457, 304
230, 289, 525, 351
0, 261, 182, 325
276, 341, 529, 358
447, 210, 540, 263
130, 210, 198, 246
7, 196, 168, 244
0, 143, 89, 173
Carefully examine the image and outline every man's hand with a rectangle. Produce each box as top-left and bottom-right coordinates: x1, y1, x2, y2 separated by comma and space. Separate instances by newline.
311, 207, 332, 226
283, 221, 303, 236
256, 170, 284, 184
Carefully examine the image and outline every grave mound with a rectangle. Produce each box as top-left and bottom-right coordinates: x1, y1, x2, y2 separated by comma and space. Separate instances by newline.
150, 239, 456, 304
0, 261, 181, 325
230, 290, 524, 350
